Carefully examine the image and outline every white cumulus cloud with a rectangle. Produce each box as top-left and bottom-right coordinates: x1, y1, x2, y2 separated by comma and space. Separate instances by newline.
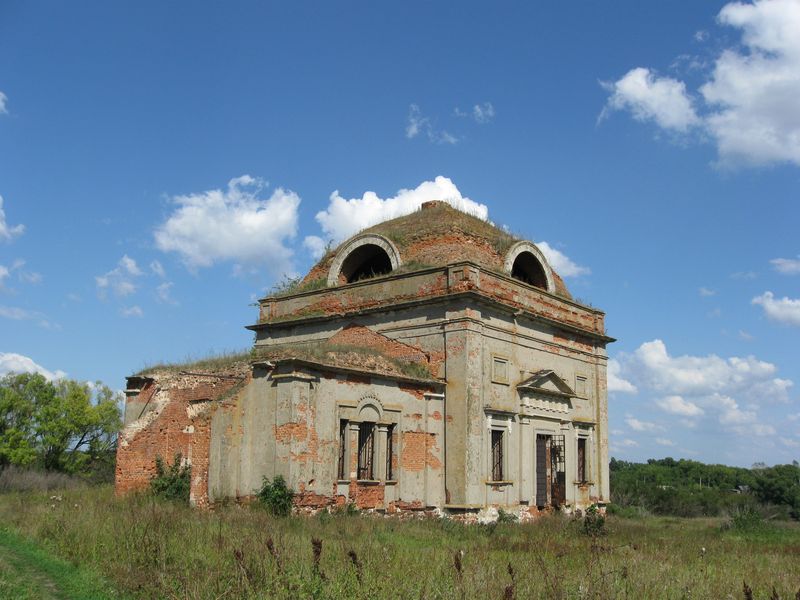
614, 338, 790, 436
625, 416, 665, 432
656, 395, 705, 417
655, 438, 676, 447
613, 439, 640, 449
95, 255, 143, 299
535, 241, 591, 278
0, 305, 56, 329
0, 195, 25, 242
120, 305, 143, 318
155, 282, 177, 305
752, 291, 800, 326
310, 176, 488, 244
771, 255, 800, 275
602, 0, 800, 168
155, 176, 300, 273
608, 358, 637, 393
0, 352, 65, 380
0, 91, 7, 115
472, 102, 496, 123
406, 104, 459, 145
303, 235, 328, 260
601, 67, 700, 132
150, 260, 166, 278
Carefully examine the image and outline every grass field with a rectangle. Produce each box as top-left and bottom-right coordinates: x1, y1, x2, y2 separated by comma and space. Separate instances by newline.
0, 527, 119, 600
0, 486, 798, 599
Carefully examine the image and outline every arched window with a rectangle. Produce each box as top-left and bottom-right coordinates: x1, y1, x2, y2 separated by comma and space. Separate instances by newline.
339, 244, 393, 283
327, 234, 402, 286
504, 241, 555, 293
511, 251, 548, 289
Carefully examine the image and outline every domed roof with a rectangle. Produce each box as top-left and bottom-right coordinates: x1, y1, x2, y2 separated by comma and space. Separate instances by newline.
302, 200, 572, 299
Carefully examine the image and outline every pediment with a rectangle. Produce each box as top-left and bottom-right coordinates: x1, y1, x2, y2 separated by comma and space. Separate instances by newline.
517, 370, 575, 398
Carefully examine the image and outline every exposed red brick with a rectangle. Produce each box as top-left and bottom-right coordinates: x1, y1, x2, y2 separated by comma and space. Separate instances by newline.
115, 368, 249, 508
401, 431, 441, 472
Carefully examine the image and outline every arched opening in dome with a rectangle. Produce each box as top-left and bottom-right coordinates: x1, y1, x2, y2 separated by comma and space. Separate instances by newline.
511, 251, 548, 289
340, 244, 393, 283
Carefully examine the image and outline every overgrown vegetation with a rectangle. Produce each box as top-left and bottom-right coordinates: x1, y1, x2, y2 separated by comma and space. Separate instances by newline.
269, 275, 329, 298
134, 349, 254, 376
1, 485, 799, 599
610, 457, 800, 519
0, 526, 120, 599
150, 454, 191, 503
256, 475, 293, 516
257, 341, 434, 380
356, 201, 520, 257
0, 373, 121, 482
0, 465, 86, 493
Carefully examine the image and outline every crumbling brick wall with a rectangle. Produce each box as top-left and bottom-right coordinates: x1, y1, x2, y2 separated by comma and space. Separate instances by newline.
115, 367, 248, 507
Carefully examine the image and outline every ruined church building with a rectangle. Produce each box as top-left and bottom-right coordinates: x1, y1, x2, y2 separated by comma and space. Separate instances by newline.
116, 201, 613, 517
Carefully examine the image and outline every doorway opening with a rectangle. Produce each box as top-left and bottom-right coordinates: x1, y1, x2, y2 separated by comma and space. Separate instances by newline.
536, 434, 566, 508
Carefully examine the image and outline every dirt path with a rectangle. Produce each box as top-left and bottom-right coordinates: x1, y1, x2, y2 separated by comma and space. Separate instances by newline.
0, 528, 117, 600
0, 543, 63, 599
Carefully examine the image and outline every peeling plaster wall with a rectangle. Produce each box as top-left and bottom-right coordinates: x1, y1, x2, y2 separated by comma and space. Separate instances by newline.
115, 368, 249, 507
117, 257, 610, 514
203, 366, 444, 510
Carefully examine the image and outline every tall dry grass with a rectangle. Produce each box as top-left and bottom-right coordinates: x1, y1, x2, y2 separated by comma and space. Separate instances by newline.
0, 466, 86, 493
0, 486, 798, 599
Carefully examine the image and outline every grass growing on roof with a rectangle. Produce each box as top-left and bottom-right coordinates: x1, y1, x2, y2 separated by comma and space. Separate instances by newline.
257, 341, 434, 380
134, 349, 254, 376
268, 275, 329, 298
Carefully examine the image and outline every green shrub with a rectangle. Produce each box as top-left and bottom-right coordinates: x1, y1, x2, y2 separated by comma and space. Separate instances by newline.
150, 453, 191, 503
726, 505, 766, 532
607, 502, 646, 519
256, 475, 294, 516
583, 504, 607, 536
497, 508, 518, 523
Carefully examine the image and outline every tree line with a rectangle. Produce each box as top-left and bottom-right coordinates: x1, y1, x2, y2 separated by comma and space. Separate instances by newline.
610, 456, 800, 519
0, 372, 121, 481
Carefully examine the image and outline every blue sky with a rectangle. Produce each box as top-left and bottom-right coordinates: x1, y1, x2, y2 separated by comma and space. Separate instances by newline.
1, 1, 798, 467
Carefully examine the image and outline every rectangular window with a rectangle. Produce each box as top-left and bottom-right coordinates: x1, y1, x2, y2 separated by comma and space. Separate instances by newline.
358, 422, 375, 480
337, 420, 347, 480
492, 356, 509, 384
386, 424, 395, 480
575, 375, 587, 397
577, 437, 587, 483
491, 429, 504, 481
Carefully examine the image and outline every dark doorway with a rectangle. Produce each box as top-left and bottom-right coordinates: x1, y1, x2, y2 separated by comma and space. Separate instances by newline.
536, 434, 566, 508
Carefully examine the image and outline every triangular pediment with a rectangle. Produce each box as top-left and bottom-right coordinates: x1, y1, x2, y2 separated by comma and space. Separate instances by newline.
517, 370, 575, 397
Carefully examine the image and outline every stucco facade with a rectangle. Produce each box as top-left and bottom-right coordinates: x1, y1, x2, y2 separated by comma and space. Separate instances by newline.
116, 201, 614, 516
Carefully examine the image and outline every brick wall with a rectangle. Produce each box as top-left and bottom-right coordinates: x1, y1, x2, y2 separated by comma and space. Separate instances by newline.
115, 369, 248, 507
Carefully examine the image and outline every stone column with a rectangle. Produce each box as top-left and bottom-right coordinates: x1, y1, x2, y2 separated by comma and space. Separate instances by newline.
376, 424, 389, 481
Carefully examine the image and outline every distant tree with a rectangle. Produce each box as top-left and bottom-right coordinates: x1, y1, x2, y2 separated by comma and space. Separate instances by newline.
0, 373, 121, 476
752, 463, 800, 518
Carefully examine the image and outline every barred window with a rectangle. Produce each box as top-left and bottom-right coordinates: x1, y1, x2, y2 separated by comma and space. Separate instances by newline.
491, 429, 504, 481
385, 424, 395, 480
337, 420, 348, 480
577, 437, 587, 483
358, 422, 375, 480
